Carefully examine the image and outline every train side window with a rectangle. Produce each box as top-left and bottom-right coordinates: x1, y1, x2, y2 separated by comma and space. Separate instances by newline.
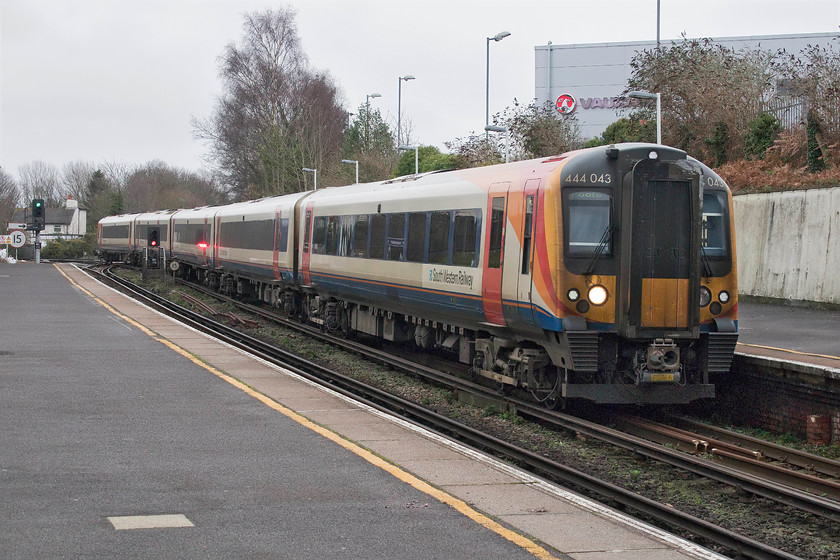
387, 213, 406, 261
522, 195, 534, 274
303, 211, 312, 253
326, 216, 339, 255
429, 211, 451, 265
276, 217, 289, 253
353, 215, 369, 257
406, 212, 427, 263
702, 191, 728, 257
488, 197, 505, 268
453, 209, 479, 267
370, 214, 386, 259
567, 190, 612, 256
312, 216, 327, 254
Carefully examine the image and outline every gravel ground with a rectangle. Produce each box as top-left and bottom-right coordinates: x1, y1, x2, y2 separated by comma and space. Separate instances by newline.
125, 270, 840, 560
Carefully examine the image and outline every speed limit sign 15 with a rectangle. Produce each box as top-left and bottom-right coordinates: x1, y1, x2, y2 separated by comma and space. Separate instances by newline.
9, 230, 28, 248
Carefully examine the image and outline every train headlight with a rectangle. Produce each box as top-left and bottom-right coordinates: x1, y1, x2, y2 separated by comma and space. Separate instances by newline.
699, 287, 712, 307
588, 285, 608, 306
719, 290, 730, 304
567, 288, 580, 302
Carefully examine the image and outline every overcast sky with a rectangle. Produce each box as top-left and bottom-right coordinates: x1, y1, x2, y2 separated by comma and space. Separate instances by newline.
1, 0, 838, 182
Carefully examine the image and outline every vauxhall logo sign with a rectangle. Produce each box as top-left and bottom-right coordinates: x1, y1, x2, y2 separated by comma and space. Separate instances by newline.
555, 93, 638, 115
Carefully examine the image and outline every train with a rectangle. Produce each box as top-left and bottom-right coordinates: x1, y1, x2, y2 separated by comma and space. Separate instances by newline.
98, 143, 738, 406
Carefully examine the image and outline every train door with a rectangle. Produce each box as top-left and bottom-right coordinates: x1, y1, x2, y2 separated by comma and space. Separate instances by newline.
628, 159, 700, 333
482, 182, 510, 326
514, 179, 540, 327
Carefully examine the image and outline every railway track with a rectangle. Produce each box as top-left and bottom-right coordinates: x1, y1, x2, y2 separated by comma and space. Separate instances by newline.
87, 264, 825, 560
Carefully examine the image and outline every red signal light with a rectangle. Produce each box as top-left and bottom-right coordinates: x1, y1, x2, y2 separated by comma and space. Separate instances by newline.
197, 242, 208, 249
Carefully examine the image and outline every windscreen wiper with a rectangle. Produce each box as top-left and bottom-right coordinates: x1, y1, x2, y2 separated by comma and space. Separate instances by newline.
583, 224, 616, 277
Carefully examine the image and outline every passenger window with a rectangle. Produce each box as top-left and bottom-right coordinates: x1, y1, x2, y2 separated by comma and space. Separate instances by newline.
453, 210, 479, 267
276, 218, 289, 253
522, 195, 534, 274
406, 212, 427, 263
353, 215, 369, 257
488, 197, 505, 268
312, 216, 327, 254
303, 211, 312, 253
326, 216, 339, 255
337, 215, 353, 257
387, 213, 406, 261
429, 211, 451, 265
369, 214, 386, 259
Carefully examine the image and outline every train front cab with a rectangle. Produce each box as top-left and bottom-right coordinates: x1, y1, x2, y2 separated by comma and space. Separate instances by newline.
551, 144, 738, 404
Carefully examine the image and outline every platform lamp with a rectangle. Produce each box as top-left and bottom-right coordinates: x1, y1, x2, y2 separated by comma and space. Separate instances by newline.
341, 159, 359, 184
302, 167, 317, 190
628, 90, 661, 144
397, 75, 415, 147
398, 145, 418, 175
484, 125, 509, 163
485, 31, 511, 139
365, 93, 382, 146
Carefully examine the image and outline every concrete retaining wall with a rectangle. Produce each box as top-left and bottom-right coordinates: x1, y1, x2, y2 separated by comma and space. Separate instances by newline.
734, 187, 840, 304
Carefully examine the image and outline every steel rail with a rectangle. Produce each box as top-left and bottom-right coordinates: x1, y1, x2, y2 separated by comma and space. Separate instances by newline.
85, 265, 805, 560
671, 416, 840, 479
612, 415, 840, 501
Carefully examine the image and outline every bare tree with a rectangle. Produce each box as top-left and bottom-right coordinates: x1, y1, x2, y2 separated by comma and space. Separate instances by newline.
195, 8, 347, 199
61, 161, 96, 203
18, 162, 61, 205
122, 161, 226, 213
0, 168, 21, 228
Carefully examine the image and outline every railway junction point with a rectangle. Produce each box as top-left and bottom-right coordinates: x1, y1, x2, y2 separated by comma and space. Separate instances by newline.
2, 262, 736, 559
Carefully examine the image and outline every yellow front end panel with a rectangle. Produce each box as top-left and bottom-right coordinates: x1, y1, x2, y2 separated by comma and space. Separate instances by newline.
640, 278, 689, 328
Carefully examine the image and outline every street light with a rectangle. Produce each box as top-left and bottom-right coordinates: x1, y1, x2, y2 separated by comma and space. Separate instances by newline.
398, 145, 418, 175
486, 31, 511, 139
484, 125, 510, 163
341, 159, 359, 184
365, 93, 382, 146
397, 75, 415, 147
628, 90, 661, 144
302, 167, 317, 190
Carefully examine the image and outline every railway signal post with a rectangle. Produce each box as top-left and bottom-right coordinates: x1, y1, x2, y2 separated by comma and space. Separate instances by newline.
29, 199, 45, 264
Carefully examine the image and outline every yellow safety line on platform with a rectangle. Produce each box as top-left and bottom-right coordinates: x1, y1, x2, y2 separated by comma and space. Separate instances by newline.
56, 265, 559, 560
738, 342, 840, 362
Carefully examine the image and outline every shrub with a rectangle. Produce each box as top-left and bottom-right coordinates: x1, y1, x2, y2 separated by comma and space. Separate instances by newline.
744, 113, 782, 159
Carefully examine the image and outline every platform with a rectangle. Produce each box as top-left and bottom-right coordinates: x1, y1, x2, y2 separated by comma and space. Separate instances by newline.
0, 262, 726, 560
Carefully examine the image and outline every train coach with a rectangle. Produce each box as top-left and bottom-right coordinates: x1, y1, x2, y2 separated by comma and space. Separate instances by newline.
98, 142, 738, 406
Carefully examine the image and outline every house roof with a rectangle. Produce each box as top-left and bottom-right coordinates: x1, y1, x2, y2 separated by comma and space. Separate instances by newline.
11, 208, 78, 226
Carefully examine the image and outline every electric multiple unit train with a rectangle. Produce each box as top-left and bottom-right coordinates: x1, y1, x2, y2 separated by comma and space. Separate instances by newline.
99, 143, 738, 405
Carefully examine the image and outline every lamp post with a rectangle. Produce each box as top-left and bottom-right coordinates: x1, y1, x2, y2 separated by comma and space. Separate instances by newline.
398, 145, 418, 175
341, 159, 359, 184
628, 90, 661, 144
484, 125, 509, 163
302, 167, 317, 190
365, 93, 382, 147
486, 31, 511, 139
397, 75, 415, 147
